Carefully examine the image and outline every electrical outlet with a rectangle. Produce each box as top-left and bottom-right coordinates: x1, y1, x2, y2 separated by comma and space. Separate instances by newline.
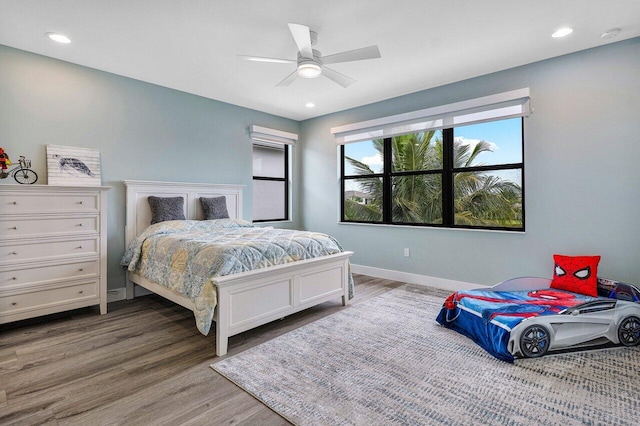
403, 248, 410, 257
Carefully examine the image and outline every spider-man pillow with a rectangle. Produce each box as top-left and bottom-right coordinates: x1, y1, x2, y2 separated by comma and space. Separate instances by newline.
550, 254, 601, 297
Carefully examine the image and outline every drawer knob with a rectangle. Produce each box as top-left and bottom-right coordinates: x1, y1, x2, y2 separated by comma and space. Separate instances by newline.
11, 251, 17, 255
10, 226, 18, 230
11, 201, 17, 205
78, 201, 84, 205
11, 302, 17, 306
78, 290, 84, 294
11, 277, 17, 280
79, 268, 84, 272
76, 246, 83, 249
77, 223, 84, 227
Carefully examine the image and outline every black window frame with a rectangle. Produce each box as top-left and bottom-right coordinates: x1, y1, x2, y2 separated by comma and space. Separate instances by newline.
252, 143, 290, 223
341, 118, 525, 231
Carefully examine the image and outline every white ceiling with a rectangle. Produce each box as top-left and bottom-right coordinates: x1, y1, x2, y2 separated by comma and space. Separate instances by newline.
1, 0, 639, 121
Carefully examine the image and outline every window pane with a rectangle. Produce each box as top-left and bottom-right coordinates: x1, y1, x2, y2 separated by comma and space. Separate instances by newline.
253, 145, 285, 178
344, 140, 384, 175
453, 118, 522, 167
344, 177, 382, 222
253, 180, 285, 221
391, 130, 443, 172
391, 175, 442, 224
453, 169, 522, 228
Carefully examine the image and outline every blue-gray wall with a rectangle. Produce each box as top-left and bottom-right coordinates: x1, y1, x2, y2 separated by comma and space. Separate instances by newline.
2, 37, 639, 292
0, 44, 300, 291
299, 37, 640, 285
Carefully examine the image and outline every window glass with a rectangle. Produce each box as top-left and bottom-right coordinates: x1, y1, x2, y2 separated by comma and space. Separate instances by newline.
253, 179, 286, 221
453, 118, 522, 167
343, 177, 383, 222
253, 145, 285, 178
391, 130, 443, 172
453, 169, 522, 228
344, 140, 383, 175
392, 175, 442, 224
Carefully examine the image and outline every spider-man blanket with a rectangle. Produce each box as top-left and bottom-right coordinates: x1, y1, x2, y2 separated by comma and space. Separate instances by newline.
435, 289, 596, 362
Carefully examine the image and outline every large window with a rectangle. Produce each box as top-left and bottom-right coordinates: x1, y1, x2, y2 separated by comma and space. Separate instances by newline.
253, 143, 289, 222
341, 117, 524, 231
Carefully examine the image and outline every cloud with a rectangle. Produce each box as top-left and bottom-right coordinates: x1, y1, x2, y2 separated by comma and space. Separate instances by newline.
454, 136, 499, 152
361, 153, 383, 167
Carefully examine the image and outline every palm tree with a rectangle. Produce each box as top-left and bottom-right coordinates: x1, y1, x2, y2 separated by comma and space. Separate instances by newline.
344, 131, 522, 227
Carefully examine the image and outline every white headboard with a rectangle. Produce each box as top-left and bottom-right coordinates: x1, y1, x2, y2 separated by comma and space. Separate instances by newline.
124, 180, 245, 248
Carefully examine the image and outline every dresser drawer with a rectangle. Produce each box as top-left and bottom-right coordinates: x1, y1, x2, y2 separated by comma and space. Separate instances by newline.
0, 260, 98, 288
0, 281, 97, 315
0, 192, 98, 214
0, 238, 98, 264
1, 216, 98, 239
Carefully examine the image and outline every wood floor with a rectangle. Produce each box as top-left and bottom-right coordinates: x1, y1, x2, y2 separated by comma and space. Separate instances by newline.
0, 274, 406, 425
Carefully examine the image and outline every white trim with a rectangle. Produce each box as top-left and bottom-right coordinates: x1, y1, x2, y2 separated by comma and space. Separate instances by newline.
331, 88, 530, 144
106, 288, 126, 303
250, 125, 298, 146
350, 264, 484, 291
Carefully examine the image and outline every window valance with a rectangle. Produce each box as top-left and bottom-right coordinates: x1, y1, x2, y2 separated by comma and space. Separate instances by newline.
331, 88, 531, 145
250, 125, 298, 148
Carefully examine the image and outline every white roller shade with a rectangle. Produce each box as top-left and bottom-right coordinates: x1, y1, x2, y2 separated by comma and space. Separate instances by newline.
331, 88, 531, 145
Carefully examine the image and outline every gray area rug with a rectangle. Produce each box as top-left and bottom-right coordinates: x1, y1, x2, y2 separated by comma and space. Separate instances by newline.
211, 286, 639, 425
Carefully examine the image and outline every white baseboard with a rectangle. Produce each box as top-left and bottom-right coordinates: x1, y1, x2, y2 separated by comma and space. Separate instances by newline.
350, 264, 484, 291
107, 285, 153, 303
107, 288, 126, 303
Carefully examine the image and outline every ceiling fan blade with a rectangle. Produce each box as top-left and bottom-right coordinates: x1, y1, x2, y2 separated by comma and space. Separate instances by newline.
288, 23, 314, 58
276, 70, 299, 87
237, 55, 295, 64
321, 45, 381, 65
322, 66, 356, 88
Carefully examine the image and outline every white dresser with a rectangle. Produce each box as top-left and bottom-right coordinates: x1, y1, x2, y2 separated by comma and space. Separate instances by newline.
0, 185, 109, 323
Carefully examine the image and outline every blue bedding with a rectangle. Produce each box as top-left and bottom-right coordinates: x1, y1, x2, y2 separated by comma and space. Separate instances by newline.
436, 289, 596, 362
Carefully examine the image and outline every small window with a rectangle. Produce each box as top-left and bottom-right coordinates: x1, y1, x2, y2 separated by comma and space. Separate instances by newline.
253, 143, 289, 222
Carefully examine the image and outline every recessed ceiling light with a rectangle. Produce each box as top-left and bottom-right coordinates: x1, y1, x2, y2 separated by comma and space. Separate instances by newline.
552, 27, 573, 38
46, 32, 71, 44
305, 102, 315, 108
601, 28, 621, 39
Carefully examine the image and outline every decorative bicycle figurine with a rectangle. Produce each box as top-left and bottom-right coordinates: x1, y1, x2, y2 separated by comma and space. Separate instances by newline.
0, 151, 38, 184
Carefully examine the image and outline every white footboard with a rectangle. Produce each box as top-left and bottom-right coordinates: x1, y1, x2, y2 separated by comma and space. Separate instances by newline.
214, 251, 352, 356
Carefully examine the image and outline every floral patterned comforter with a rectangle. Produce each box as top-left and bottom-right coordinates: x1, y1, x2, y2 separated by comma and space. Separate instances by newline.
121, 219, 352, 335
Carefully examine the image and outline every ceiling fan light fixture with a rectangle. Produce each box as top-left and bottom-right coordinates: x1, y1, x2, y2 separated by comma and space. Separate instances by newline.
297, 62, 321, 78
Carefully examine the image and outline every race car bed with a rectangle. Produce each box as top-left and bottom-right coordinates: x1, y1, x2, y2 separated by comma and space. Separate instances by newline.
436, 276, 640, 362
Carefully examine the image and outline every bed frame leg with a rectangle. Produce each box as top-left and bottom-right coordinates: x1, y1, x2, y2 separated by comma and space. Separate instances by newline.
216, 331, 229, 357
126, 277, 135, 300
215, 292, 230, 357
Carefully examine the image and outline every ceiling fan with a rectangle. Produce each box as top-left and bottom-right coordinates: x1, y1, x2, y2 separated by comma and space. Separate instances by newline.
238, 23, 381, 88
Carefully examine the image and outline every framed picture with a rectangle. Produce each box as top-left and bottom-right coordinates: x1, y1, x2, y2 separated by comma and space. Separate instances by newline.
46, 145, 102, 186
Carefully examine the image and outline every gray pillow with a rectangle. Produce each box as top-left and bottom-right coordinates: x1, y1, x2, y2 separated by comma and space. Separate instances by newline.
200, 196, 229, 220
148, 196, 186, 224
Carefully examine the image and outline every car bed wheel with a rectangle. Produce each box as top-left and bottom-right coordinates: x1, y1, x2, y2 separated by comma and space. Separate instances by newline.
520, 325, 550, 358
618, 316, 640, 347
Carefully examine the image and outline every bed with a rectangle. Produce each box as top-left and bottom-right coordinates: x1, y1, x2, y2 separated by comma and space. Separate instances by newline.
436, 276, 640, 362
122, 180, 353, 356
